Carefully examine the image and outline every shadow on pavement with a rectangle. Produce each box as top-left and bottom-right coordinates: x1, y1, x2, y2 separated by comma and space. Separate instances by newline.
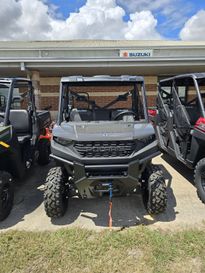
161, 153, 194, 185
0, 162, 178, 229
0, 163, 51, 230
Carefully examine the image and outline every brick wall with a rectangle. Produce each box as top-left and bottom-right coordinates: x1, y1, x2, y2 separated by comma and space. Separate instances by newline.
39, 77, 158, 110
147, 95, 157, 107
41, 85, 59, 93
40, 96, 59, 110
40, 85, 158, 110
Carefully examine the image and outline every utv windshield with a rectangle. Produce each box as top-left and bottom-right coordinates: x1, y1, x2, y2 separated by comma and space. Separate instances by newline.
0, 84, 10, 112
0, 82, 28, 113
0, 80, 34, 126
60, 81, 147, 122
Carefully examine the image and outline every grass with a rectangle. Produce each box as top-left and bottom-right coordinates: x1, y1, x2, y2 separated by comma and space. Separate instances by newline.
0, 227, 205, 273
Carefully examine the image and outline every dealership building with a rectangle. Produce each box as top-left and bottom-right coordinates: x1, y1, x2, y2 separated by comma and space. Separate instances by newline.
1, 40, 205, 114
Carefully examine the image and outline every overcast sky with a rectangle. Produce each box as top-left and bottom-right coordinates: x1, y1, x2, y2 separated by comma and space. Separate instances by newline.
0, 0, 205, 41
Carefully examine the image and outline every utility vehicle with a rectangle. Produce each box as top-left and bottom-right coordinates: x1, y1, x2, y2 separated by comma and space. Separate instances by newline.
0, 78, 51, 221
44, 75, 167, 218
153, 73, 205, 203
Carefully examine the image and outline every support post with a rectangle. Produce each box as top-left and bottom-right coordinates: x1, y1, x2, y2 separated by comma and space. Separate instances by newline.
30, 71, 41, 110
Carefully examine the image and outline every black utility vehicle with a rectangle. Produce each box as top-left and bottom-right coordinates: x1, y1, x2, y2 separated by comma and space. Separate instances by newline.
153, 73, 205, 203
44, 75, 167, 218
0, 78, 51, 221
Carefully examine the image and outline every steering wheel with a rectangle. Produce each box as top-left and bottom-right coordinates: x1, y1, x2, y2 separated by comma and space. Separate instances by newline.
114, 110, 136, 120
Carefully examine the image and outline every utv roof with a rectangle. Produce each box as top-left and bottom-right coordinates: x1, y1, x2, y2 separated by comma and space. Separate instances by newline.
61, 75, 144, 83
0, 78, 31, 84
160, 73, 205, 83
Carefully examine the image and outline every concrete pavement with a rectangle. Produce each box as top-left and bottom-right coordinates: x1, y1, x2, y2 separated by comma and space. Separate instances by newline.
0, 154, 205, 231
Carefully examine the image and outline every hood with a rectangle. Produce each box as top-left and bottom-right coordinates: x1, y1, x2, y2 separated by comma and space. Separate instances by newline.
53, 121, 155, 142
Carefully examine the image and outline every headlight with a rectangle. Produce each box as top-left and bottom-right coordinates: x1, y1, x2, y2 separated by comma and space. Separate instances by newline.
53, 137, 73, 146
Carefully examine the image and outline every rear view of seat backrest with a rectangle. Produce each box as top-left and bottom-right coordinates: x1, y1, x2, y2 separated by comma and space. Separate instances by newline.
185, 106, 201, 126
94, 109, 111, 121
9, 110, 31, 135
78, 109, 93, 121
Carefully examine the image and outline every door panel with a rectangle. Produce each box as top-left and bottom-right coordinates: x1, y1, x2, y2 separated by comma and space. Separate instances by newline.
157, 89, 172, 148
172, 86, 191, 137
172, 85, 192, 159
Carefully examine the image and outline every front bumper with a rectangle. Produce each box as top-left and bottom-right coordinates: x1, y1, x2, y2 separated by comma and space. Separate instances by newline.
51, 153, 150, 198
50, 153, 143, 181
50, 140, 160, 197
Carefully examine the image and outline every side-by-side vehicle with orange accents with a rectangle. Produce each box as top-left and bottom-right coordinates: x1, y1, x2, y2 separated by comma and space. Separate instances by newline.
0, 78, 52, 221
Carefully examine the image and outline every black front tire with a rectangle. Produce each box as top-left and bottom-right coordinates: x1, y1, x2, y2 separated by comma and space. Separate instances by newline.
44, 167, 68, 218
194, 158, 205, 204
0, 171, 14, 221
142, 165, 167, 214
38, 139, 50, 165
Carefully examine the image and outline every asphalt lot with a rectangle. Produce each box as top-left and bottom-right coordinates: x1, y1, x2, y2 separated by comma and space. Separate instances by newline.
0, 154, 205, 231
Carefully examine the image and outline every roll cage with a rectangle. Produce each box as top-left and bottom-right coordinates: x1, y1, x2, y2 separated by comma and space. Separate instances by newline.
159, 73, 205, 118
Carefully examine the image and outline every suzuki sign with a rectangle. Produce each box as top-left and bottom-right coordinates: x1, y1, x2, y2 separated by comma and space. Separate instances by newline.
120, 50, 153, 58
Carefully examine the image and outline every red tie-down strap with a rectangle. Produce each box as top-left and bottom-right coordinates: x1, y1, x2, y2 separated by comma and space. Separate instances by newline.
108, 182, 113, 228
108, 200, 113, 228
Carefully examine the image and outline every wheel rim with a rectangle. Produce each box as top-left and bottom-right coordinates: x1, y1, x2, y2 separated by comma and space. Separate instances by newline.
1, 184, 10, 209
61, 182, 68, 207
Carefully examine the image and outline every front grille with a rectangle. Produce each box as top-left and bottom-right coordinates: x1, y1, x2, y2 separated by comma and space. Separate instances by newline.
74, 141, 136, 158
85, 168, 127, 177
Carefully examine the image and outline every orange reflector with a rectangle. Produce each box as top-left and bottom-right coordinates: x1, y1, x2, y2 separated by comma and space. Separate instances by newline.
0, 141, 10, 148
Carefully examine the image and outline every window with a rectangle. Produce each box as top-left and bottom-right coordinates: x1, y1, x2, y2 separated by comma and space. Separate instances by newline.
174, 77, 196, 106
0, 81, 33, 112
197, 78, 205, 107
159, 80, 172, 105
0, 85, 9, 111
61, 81, 146, 122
